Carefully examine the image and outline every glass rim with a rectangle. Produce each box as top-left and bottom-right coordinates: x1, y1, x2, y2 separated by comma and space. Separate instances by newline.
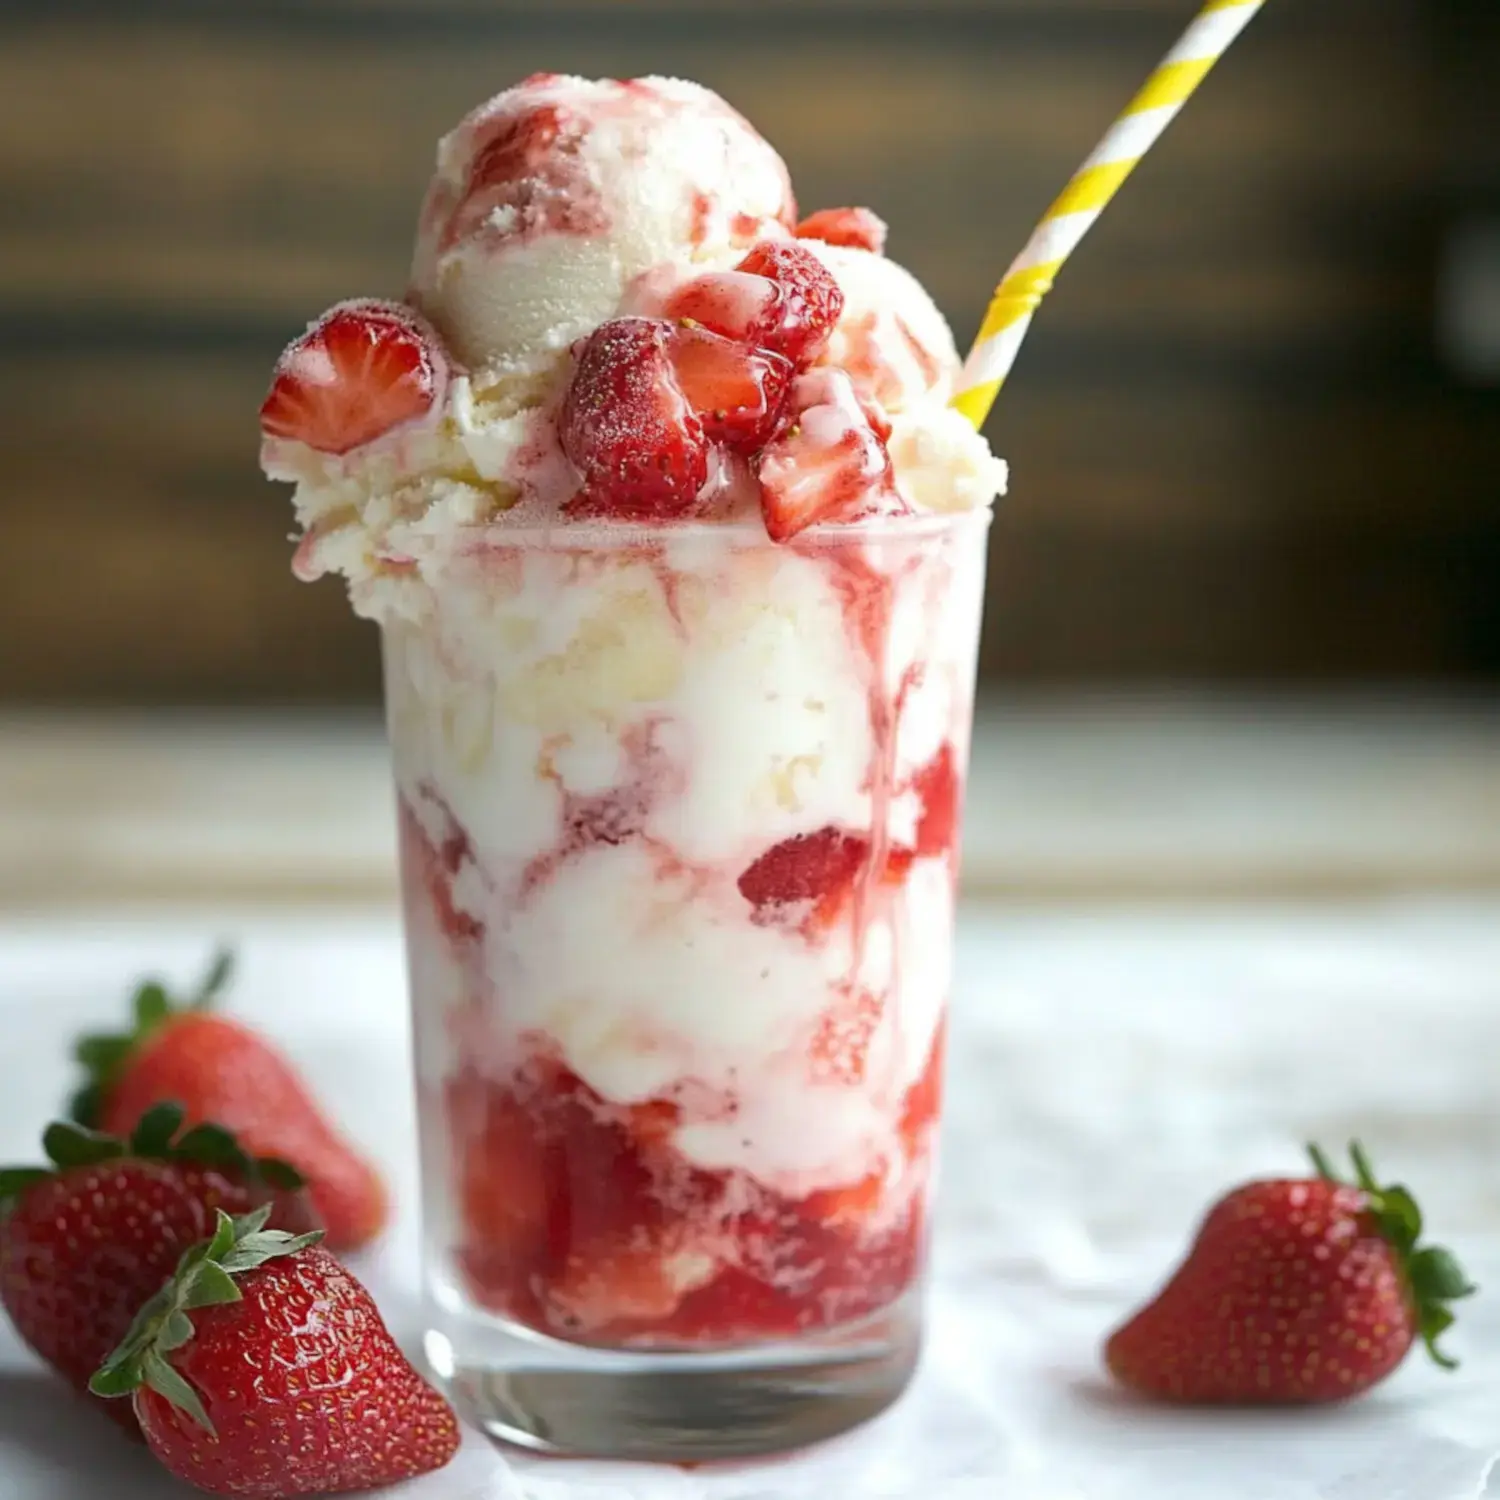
439, 507, 994, 551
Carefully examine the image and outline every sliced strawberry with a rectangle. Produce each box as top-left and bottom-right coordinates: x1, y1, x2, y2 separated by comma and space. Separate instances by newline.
795, 207, 888, 255
260, 299, 447, 456
666, 270, 782, 348
756, 369, 896, 542
561, 317, 709, 519
667, 324, 793, 451
912, 742, 961, 859
737, 826, 869, 932
666, 242, 844, 369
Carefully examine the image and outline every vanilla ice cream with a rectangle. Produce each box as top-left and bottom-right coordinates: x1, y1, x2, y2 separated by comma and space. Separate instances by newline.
261, 73, 1001, 1348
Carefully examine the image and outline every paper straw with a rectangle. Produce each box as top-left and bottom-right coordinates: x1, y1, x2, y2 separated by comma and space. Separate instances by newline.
951, 0, 1267, 429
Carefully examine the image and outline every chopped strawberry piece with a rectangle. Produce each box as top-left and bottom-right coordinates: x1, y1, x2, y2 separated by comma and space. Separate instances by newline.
667, 270, 782, 346
666, 242, 844, 369
756, 369, 897, 542
736, 241, 845, 366
795, 207, 888, 255
800, 1170, 887, 1227
544, 1239, 690, 1334
448, 1070, 550, 1291
737, 825, 870, 931
561, 317, 709, 519
260, 299, 448, 456
913, 743, 961, 858
660, 1265, 803, 1341
667, 324, 793, 451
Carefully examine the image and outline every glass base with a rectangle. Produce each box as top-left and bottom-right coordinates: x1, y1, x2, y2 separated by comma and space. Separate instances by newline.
421, 1281, 923, 1460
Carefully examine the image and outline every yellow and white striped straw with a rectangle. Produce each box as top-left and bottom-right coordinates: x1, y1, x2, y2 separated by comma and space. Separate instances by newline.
951, 0, 1266, 429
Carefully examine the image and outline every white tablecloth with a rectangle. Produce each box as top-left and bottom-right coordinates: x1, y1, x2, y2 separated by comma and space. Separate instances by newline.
3, 904, 1499, 1499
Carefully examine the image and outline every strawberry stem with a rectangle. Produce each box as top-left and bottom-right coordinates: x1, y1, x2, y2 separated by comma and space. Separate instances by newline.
1306, 1143, 1337, 1182
0, 1106, 303, 1208
91, 1206, 322, 1433
1306, 1140, 1477, 1369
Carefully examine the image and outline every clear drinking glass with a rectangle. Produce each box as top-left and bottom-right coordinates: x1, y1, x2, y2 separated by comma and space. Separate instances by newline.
384, 510, 989, 1459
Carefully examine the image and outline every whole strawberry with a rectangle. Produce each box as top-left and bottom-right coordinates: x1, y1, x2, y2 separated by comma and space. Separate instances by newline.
69, 949, 387, 1251
0, 1104, 317, 1430
92, 1208, 461, 1497
1105, 1142, 1475, 1403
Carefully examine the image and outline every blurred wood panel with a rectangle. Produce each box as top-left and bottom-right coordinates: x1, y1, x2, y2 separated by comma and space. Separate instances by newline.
0, 0, 1496, 701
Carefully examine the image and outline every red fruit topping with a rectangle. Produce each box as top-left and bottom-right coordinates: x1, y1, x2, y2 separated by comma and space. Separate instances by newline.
913, 742, 961, 859
447, 1053, 934, 1346
737, 826, 870, 931
667, 324, 793, 451
757, 369, 897, 542
667, 270, 782, 346
562, 318, 709, 519
666, 241, 844, 369
796, 207, 889, 255
1104, 1143, 1476, 1405
260, 299, 446, 456
736, 241, 845, 366
445, 102, 604, 248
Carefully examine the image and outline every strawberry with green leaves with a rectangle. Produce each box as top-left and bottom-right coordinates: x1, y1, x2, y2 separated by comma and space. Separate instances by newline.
92, 1207, 461, 1497
1105, 1141, 1476, 1404
69, 949, 387, 1252
0, 1104, 317, 1429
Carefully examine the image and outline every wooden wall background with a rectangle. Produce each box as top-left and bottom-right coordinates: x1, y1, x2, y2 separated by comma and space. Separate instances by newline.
1, 0, 1497, 704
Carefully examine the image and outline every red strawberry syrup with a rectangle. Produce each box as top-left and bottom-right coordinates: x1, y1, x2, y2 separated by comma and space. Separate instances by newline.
395, 528, 973, 1349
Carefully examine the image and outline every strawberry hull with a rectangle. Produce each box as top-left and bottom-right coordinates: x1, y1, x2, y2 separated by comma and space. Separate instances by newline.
386, 515, 985, 1361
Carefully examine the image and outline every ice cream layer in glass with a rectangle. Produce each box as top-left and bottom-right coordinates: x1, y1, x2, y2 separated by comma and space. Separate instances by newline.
260, 73, 1004, 1458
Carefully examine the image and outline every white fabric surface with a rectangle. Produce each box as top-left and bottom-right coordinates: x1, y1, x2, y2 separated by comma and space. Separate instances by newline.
2, 903, 1498, 1499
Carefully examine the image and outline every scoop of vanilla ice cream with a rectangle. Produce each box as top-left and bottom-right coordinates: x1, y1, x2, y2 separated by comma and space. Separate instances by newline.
410, 74, 796, 371
800, 241, 1009, 512
802, 242, 960, 414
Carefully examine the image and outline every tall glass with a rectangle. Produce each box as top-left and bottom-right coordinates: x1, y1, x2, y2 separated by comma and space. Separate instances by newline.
384, 511, 989, 1459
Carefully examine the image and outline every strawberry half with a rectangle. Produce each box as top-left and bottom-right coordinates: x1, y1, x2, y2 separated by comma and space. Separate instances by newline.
259, 298, 449, 456
91, 1208, 460, 1497
1104, 1142, 1476, 1404
69, 949, 388, 1253
561, 316, 709, 519
795, 206, 888, 255
0, 1105, 316, 1432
